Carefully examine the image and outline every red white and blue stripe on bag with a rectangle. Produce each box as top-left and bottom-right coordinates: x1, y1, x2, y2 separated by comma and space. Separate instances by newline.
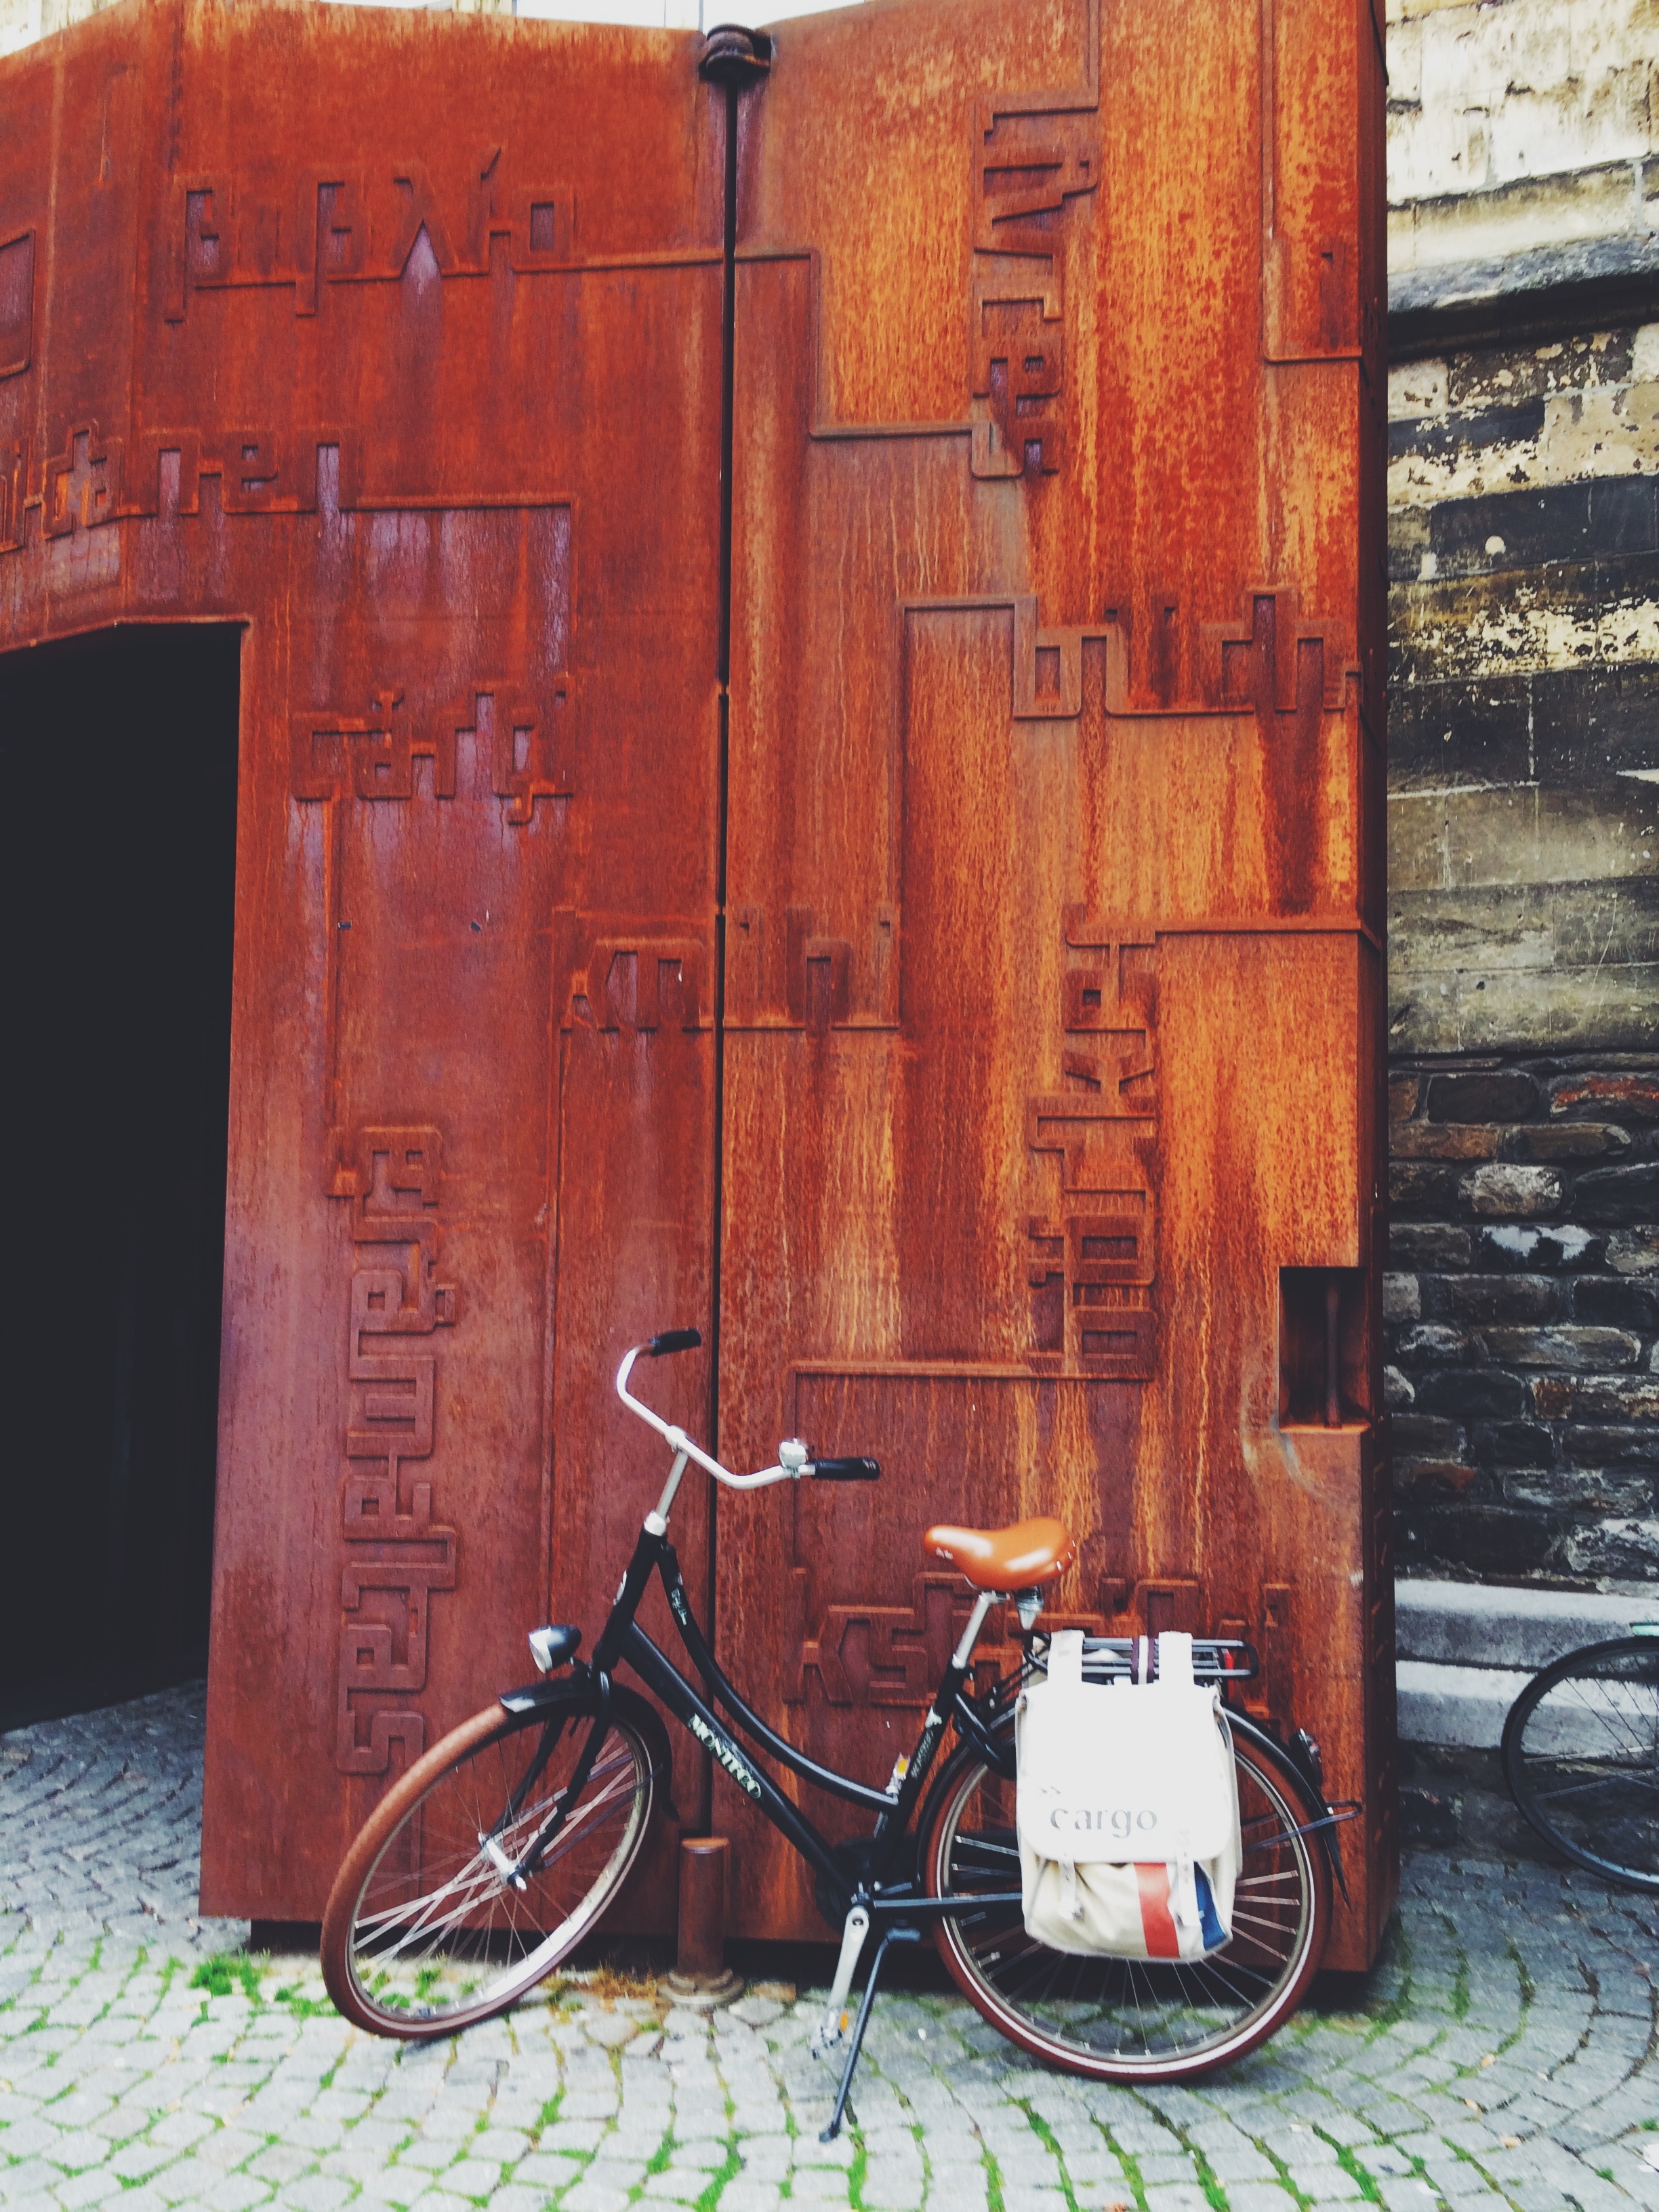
1132, 1864, 1227, 1957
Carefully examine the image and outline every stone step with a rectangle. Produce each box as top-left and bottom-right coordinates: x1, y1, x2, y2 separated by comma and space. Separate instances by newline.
1395, 1576, 1658, 1671
1395, 1576, 1658, 1748
1396, 1660, 1532, 1750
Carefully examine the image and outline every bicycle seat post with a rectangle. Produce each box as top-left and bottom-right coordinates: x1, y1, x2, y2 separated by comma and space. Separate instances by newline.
953, 1592, 996, 1668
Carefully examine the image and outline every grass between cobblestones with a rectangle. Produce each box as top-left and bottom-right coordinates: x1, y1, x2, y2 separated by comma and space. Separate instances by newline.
843, 2129, 867, 2208
1251, 2134, 1308, 2209
3, 1855, 1658, 2212
1103, 2132, 1151, 2212
699, 2143, 743, 2210
1333, 2142, 1383, 2204
1192, 2145, 1233, 2212
983, 2142, 1007, 2212
189, 1953, 262, 2003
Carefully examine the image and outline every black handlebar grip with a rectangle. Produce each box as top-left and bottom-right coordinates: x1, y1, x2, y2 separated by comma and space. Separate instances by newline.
645, 1327, 703, 1357
811, 1455, 881, 1481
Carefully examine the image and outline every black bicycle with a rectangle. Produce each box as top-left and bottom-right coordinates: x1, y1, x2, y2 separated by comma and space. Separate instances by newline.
1502, 1629, 1659, 1892
322, 1328, 1345, 2128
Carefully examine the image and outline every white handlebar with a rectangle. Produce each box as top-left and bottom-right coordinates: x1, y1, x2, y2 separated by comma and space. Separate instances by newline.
615, 1343, 801, 1494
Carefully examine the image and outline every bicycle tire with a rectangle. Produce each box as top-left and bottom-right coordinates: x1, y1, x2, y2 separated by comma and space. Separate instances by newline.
1501, 1635, 1659, 1893
921, 1717, 1331, 2078
321, 1683, 661, 2036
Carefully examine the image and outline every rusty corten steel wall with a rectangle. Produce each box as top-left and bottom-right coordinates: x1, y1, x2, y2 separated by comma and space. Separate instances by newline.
714, 0, 1393, 1969
0, 0, 1390, 1963
0, 0, 726, 1923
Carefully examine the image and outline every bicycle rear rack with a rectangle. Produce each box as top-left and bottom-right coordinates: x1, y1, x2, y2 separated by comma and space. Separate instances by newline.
1080, 1635, 1259, 1685
998, 1634, 1259, 1690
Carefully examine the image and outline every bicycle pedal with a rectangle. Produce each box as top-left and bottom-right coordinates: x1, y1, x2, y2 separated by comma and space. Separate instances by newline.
810, 2009, 851, 2056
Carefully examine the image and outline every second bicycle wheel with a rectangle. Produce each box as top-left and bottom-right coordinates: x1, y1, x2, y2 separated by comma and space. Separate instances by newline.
1502, 1635, 1659, 1891
922, 1719, 1330, 2077
321, 1683, 663, 2036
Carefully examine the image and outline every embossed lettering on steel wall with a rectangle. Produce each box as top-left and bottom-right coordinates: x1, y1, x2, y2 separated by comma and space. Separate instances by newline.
0, 0, 724, 1922
0, 0, 1385, 1958
718, 0, 1389, 1969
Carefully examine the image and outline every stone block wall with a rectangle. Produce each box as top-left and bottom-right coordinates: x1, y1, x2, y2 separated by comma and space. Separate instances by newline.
1385, 0, 1659, 1592
1387, 308, 1659, 1585
1386, 0, 1659, 317
1387, 321, 1659, 1058
1387, 1057, 1659, 1578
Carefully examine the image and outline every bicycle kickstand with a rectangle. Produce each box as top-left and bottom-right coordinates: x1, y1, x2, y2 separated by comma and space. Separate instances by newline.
821, 1925, 920, 2143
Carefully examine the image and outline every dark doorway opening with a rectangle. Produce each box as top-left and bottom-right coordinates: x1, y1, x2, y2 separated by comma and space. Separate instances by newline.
1, 626, 240, 1728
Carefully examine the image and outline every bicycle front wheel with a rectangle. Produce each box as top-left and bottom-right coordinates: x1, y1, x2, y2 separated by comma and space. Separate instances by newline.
321, 1684, 660, 2036
923, 1721, 1330, 2078
1502, 1636, 1659, 1891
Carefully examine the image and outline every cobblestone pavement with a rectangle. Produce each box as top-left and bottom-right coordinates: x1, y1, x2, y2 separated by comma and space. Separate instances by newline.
3, 1687, 1656, 2212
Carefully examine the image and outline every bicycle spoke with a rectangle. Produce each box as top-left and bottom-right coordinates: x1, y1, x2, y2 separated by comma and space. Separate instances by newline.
1528, 1768, 1659, 1805
932, 1730, 1322, 2072
1509, 1645, 1659, 1888
335, 1703, 653, 2032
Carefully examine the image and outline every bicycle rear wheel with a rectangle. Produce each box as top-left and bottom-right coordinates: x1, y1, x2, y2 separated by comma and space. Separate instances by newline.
922, 1720, 1330, 2078
1501, 1635, 1659, 1892
321, 1683, 661, 2035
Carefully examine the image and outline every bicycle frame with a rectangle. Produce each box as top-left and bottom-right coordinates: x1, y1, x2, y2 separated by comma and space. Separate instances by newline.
322, 1333, 1356, 2133
514, 1518, 1020, 1926
486, 1334, 1338, 2140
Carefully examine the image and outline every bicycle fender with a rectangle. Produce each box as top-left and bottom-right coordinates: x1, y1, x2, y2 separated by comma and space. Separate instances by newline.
1226, 1711, 1351, 1905
497, 1679, 678, 1813
500, 1679, 577, 1714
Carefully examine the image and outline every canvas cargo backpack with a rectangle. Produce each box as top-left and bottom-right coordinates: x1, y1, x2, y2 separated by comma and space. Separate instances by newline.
1015, 1629, 1243, 1959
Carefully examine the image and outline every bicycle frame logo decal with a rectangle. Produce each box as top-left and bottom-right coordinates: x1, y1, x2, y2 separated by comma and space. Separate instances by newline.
688, 1712, 764, 1801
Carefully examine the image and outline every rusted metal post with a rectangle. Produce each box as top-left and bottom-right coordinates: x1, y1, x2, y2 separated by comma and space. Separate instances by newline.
665, 1837, 743, 2005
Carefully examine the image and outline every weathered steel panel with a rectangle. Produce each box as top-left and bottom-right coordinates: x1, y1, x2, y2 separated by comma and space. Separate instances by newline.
716, 0, 1392, 1966
0, 0, 724, 1922
1, 0, 1387, 1962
